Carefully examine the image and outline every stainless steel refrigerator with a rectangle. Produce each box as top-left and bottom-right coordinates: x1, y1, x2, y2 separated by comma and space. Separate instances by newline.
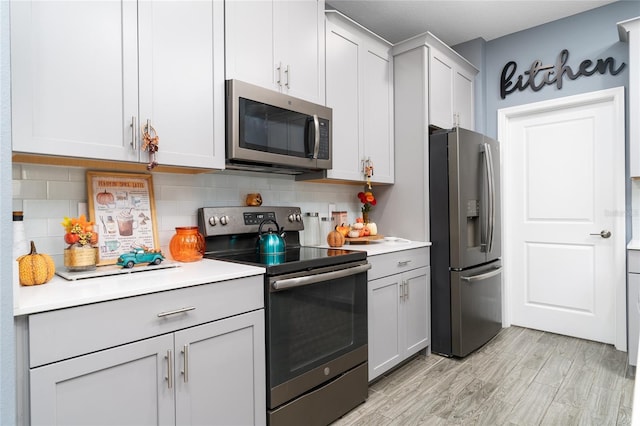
429, 127, 502, 357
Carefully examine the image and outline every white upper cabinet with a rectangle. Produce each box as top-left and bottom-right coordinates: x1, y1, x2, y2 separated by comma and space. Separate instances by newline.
138, 1, 225, 169
225, 0, 325, 104
324, 11, 394, 184
393, 32, 478, 131
11, 0, 225, 170
429, 44, 477, 130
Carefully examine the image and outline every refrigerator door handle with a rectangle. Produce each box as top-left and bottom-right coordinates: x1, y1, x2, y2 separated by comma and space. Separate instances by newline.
461, 266, 502, 282
481, 143, 492, 252
486, 143, 496, 253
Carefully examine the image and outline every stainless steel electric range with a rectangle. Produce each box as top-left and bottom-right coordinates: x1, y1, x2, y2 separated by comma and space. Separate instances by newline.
198, 206, 369, 426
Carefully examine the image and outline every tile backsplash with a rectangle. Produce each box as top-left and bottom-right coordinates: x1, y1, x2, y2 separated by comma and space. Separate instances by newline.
12, 163, 363, 264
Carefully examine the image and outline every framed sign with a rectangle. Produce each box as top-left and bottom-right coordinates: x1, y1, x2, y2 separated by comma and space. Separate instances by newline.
86, 171, 159, 265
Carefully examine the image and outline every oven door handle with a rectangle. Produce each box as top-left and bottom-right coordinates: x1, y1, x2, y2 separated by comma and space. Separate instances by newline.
271, 263, 372, 291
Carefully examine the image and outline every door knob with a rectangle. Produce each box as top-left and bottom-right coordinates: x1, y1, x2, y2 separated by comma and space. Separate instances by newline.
590, 230, 611, 238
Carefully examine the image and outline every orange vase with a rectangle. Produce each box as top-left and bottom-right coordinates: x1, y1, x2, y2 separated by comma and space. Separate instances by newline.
169, 227, 205, 262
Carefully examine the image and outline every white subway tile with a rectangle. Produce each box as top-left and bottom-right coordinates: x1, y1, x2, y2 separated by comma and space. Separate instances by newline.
48, 181, 85, 200
13, 180, 47, 199
19, 164, 70, 181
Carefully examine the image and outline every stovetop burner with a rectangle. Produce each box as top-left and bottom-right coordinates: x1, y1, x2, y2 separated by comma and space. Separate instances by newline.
205, 246, 366, 276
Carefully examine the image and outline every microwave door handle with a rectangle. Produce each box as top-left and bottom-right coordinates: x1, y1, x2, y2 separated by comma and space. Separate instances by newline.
312, 114, 320, 159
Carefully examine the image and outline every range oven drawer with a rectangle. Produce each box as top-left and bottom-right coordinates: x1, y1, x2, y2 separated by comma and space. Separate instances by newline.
268, 362, 368, 426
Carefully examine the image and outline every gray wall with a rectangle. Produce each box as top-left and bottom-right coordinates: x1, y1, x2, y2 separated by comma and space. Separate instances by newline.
482, 1, 636, 139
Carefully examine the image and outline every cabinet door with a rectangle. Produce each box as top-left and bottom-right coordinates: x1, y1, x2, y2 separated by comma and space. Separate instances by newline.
629, 273, 640, 366
402, 267, 430, 356
138, 0, 225, 169
30, 334, 174, 426
363, 46, 394, 183
325, 20, 363, 182
11, 0, 139, 161
274, 0, 324, 103
174, 310, 266, 426
225, 0, 276, 92
429, 48, 454, 129
454, 69, 475, 130
368, 274, 402, 381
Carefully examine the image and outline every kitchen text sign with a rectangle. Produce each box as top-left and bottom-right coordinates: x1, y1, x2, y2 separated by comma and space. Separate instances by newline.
500, 49, 625, 99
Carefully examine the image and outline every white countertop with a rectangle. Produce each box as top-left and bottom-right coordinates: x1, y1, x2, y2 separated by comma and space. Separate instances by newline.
314, 239, 431, 256
629, 240, 640, 250
15, 240, 429, 316
14, 259, 265, 316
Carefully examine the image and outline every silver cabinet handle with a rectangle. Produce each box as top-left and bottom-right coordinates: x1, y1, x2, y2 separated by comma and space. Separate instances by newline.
590, 230, 611, 239
399, 281, 404, 301
130, 116, 137, 150
166, 350, 173, 389
276, 62, 282, 87
406, 280, 409, 299
397, 260, 412, 267
285, 64, 290, 88
157, 306, 196, 317
181, 344, 189, 383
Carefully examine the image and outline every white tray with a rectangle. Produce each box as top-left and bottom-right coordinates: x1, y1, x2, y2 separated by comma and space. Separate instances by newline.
56, 261, 180, 281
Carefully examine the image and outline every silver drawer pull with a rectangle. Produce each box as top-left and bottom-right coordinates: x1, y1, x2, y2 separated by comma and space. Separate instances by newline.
397, 260, 412, 267
157, 306, 196, 317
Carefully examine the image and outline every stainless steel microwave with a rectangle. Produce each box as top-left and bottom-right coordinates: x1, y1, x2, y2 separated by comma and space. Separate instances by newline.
225, 79, 332, 174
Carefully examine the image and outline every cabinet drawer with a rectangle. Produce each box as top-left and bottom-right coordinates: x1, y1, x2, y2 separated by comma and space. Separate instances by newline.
29, 276, 263, 368
629, 250, 640, 273
368, 247, 430, 281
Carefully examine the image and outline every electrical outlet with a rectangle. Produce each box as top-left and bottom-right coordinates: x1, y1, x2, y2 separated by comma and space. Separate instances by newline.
78, 202, 88, 217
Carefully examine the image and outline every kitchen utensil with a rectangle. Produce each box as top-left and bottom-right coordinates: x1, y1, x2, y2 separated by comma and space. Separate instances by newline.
256, 219, 285, 265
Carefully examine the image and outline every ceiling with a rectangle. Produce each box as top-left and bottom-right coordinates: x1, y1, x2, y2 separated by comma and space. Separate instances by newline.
325, 0, 621, 46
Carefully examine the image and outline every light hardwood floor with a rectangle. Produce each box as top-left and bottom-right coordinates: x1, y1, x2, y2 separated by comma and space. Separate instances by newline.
333, 326, 634, 425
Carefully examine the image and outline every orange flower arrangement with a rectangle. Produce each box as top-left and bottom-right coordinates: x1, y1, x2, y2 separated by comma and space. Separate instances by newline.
61, 215, 98, 247
357, 191, 376, 213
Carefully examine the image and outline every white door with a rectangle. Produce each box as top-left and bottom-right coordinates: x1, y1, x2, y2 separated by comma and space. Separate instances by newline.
498, 87, 626, 349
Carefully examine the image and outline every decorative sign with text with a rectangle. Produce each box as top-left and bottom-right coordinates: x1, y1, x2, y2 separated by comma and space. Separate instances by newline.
500, 49, 625, 99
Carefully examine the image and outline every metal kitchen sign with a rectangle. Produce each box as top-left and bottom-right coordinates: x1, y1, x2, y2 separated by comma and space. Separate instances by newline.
500, 49, 625, 99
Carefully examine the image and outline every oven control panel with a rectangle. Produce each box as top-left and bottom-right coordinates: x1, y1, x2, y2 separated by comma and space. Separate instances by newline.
243, 211, 276, 225
198, 206, 304, 237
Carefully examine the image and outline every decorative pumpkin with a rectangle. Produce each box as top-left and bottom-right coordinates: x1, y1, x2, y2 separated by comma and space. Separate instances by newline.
17, 241, 56, 286
336, 223, 350, 238
245, 193, 263, 206
327, 228, 345, 247
96, 190, 115, 206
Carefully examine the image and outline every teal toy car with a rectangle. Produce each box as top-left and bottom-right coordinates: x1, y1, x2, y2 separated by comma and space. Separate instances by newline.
116, 248, 165, 268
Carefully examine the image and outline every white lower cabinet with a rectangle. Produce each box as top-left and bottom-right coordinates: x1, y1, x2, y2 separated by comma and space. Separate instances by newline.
367, 247, 430, 381
22, 277, 266, 426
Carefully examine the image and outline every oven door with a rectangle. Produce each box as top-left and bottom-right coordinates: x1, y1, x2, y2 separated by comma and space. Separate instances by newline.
266, 262, 370, 409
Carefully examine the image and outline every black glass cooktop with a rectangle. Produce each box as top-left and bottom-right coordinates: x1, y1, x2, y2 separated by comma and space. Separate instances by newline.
206, 246, 367, 276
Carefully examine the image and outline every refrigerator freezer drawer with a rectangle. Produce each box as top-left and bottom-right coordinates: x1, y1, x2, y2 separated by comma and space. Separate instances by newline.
450, 262, 502, 357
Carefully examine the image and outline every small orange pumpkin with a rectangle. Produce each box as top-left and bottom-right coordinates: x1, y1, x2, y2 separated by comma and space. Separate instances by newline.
327, 228, 345, 247
17, 241, 56, 286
